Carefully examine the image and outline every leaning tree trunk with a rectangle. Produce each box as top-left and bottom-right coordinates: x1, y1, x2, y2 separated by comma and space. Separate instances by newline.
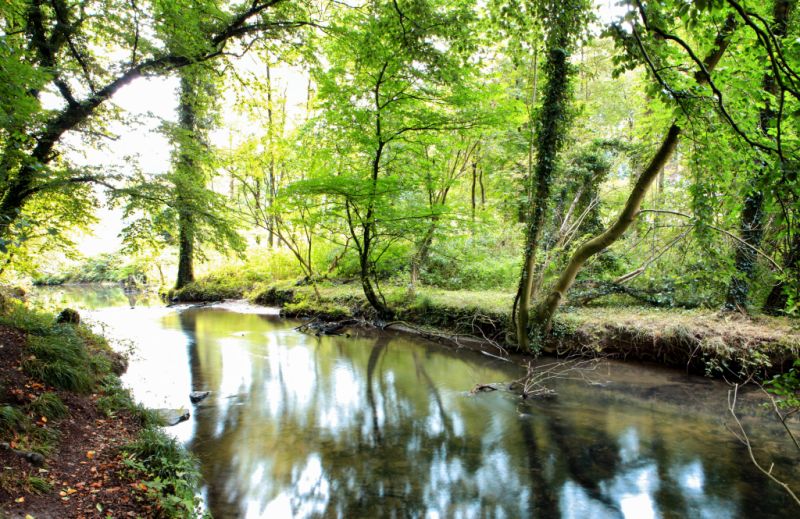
514, 40, 575, 351
535, 124, 681, 327
533, 16, 736, 332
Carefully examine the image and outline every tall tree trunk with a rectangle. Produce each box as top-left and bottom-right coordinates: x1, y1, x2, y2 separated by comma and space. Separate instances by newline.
354, 63, 394, 319
534, 16, 736, 332
726, 0, 791, 311
174, 73, 200, 289
266, 61, 276, 248
175, 206, 195, 289
514, 40, 575, 350
359, 139, 394, 319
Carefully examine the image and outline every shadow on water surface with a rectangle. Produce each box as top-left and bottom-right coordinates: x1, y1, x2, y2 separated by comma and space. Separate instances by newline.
32, 286, 800, 518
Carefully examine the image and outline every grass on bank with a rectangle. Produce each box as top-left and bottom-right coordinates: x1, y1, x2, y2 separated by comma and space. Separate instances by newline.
172, 269, 800, 378
0, 292, 204, 518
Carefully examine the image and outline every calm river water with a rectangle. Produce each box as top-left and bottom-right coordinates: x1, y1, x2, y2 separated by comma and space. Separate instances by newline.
30, 286, 800, 518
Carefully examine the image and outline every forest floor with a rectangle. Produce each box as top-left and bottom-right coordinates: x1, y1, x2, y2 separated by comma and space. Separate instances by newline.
175, 279, 800, 379
0, 300, 197, 518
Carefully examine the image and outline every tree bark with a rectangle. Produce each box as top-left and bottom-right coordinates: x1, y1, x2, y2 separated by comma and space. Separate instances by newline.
175, 207, 196, 289
514, 41, 573, 350
535, 124, 681, 328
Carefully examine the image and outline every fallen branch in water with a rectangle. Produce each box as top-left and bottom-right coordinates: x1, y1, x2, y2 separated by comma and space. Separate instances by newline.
384, 319, 510, 360
727, 383, 800, 506
472, 356, 605, 399
295, 318, 362, 336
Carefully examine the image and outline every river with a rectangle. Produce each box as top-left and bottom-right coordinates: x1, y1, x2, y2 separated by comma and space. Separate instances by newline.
29, 285, 800, 518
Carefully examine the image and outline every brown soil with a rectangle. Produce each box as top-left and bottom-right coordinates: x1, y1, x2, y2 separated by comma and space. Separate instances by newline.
0, 325, 157, 518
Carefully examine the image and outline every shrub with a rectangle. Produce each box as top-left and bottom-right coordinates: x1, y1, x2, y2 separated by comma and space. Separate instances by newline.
123, 428, 203, 517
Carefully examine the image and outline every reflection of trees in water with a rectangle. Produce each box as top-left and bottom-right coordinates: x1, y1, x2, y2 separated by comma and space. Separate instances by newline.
520, 416, 560, 517
544, 410, 621, 512
173, 311, 800, 518
179, 309, 249, 515
366, 337, 388, 444
30, 285, 162, 311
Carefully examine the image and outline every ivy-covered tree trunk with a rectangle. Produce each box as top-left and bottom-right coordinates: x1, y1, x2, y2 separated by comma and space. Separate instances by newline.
724, 190, 764, 309
514, 23, 577, 351
725, 0, 791, 311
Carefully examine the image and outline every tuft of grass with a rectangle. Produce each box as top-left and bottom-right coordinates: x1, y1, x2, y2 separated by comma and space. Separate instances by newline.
0, 302, 57, 335
19, 423, 59, 456
0, 405, 28, 435
26, 475, 53, 494
95, 375, 161, 427
22, 334, 95, 393
27, 392, 68, 421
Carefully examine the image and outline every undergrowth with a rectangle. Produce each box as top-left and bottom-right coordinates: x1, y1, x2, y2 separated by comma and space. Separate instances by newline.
122, 429, 205, 518
0, 298, 204, 518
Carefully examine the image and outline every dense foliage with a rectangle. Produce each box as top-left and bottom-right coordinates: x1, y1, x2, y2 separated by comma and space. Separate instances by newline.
1, 0, 799, 344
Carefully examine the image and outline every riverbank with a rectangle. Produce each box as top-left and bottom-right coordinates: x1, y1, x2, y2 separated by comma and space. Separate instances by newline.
173, 279, 800, 379
0, 294, 201, 518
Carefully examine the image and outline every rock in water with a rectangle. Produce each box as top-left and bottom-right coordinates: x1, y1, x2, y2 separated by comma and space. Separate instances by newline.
190, 391, 210, 404
155, 408, 190, 426
56, 308, 81, 325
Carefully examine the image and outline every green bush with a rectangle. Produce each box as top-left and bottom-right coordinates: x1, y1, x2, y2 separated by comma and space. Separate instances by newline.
422, 243, 520, 290
123, 428, 203, 518
172, 249, 307, 301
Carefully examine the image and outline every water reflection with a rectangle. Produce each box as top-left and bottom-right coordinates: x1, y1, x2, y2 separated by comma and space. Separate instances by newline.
31, 287, 800, 518
161, 307, 798, 518
28, 284, 161, 310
